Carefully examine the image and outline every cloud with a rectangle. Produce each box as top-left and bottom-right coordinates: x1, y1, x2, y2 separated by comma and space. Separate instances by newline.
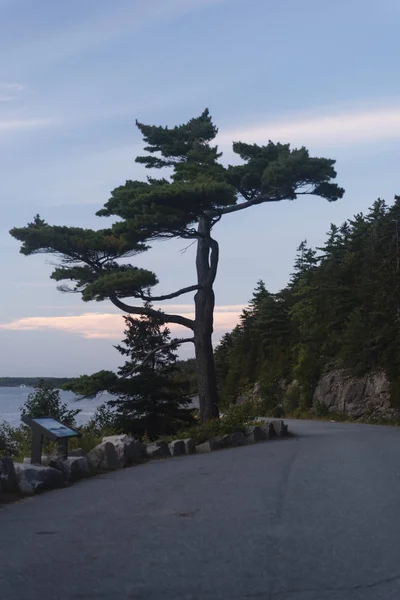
0, 82, 23, 102
0, 304, 245, 341
217, 104, 400, 148
0, 313, 126, 340
0, 117, 54, 131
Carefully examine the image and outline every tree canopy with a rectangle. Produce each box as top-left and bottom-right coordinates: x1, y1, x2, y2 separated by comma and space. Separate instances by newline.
215, 196, 400, 412
10, 109, 344, 421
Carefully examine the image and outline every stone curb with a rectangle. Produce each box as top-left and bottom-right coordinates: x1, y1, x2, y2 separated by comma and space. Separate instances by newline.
3, 419, 289, 497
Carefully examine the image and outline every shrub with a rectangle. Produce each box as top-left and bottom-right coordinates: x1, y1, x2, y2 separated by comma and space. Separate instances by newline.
85, 403, 119, 434
283, 380, 301, 413
0, 422, 33, 461
172, 401, 261, 444
313, 401, 330, 418
0, 422, 21, 457
221, 401, 258, 428
68, 428, 106, 455
20, 379, 80, 426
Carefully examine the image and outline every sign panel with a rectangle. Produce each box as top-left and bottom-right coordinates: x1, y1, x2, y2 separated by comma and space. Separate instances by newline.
31, 417, 80, 438
21, 416, 81, 464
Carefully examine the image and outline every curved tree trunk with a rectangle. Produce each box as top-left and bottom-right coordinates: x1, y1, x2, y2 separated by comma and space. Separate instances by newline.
195, 216, 220, 421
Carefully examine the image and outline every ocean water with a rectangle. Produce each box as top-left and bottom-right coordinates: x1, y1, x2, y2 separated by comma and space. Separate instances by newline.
0, 387, 107, 427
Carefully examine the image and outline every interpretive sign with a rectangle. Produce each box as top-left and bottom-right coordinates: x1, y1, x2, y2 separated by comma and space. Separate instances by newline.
21, 416, 81, 464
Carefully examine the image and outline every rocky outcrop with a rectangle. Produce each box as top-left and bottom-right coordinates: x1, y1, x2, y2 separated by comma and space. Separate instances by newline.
269, 419, 287, 437
65, 457, 90, 481
245, 426, 266, 443
102, 435, 147, 467
23, 455, 89, 482
87, 441, 120, 471
169, 440, 186, 456
236, 382, 262, 405
236, 380, 287, 407
183, 438, 196, 454
14, 463, 65, 495
146, 441, 171, 458
313, 369, 399, 419
230, 431, 247, 447
196, 436, 225, 453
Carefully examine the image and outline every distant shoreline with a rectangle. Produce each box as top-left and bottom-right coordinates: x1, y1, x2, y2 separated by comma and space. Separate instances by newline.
0, 378, 74, 388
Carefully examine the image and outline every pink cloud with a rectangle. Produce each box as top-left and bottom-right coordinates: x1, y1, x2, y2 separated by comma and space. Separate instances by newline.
0, 304, 245, 342
0, 313, 125, 340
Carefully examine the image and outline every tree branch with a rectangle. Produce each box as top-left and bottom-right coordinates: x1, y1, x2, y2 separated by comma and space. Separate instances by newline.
110, 294, 195, 330
219, 196, 284, 215
180, 240, 197, 254
140, 284, 200, 302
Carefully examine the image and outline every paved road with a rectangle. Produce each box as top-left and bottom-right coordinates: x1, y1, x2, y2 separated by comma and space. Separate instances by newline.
1, 420, 400, 600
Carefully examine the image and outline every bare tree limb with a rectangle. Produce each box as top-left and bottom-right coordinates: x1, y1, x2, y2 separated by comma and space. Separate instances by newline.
109, 294, 195, 330
180, 240, 197, 254
139, 284, 199, 302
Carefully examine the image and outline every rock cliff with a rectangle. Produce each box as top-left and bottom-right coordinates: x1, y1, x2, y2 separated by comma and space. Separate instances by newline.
313, 369, 399, 419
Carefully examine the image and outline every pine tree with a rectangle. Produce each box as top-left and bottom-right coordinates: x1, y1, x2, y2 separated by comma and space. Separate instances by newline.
11, 110, 344, 421
214, 196, 400, 414
66, 308, 195, 439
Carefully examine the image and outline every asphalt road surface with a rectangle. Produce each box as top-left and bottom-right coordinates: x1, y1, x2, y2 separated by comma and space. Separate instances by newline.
2, 419, 400, 600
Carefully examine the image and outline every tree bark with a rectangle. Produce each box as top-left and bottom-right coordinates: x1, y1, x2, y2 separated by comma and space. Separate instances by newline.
194, 327, 220, 421
194, 216, 220, 421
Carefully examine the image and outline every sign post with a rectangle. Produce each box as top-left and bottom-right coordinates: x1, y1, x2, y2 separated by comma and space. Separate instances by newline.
21, 416, 81, 464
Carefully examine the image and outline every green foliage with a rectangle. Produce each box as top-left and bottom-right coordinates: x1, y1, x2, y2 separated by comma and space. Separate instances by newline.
173, 358, 198, 395
214, 280, 293, 407
69, 425, 116, 456
214, 196, 400, 414
10, 109, 343, 422
10, 216, 153, 304
0, 383, 118, 461
220, 401, 260, 429
2, 380, 82, 461
313, 401, 331, 418
174, 401, 260, 444
20, 379, 80, 426
283, 380, 301, 413
64, 371, 118, 399
227, 142, 343, 203
84, 403, 119, 434
66, 308, 196, 440
0, 421, 118, 462
0, 422, 22, 457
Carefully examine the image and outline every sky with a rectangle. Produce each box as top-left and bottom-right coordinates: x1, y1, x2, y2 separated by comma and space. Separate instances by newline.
1, 0, 400, 376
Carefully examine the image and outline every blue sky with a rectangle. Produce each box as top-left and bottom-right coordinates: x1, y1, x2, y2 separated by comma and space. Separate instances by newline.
1, 0, 400, 376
